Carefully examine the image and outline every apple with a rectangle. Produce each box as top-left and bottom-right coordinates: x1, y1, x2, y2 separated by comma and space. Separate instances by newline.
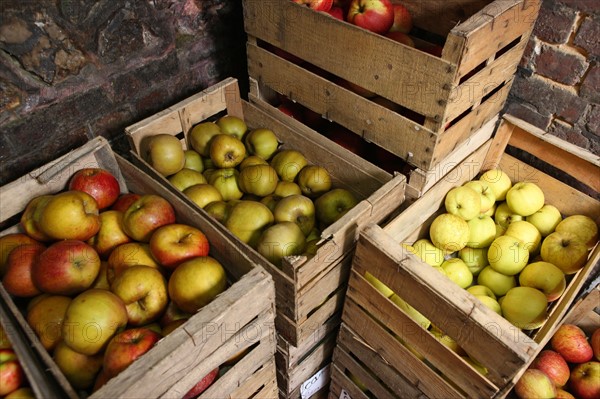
526, 204, 563, 237
33, 239, 101, 295
325, 5, 344, 19
183, 184, 224, 209
314, 188, 359, 228
431, 330, 463, 355
364, 271, 394, 298
479, 169, 512, 201
87, 210, 132, 258
149, 223, 209, 269
62, 289, 129, 355
26, 294, 72, 351
53, 340, 104, 390
293, 0, 333, 11
20, 195, 53, 241
487, 235, 529, 275
444, 185, 481, 221
208, 168, 244, 201
168, 168, 208, 192
467, 285, 496, 299
0, 233, 40, 277
273, 194, 316, 236
107, 242, 162, 284
182, 149, 204, 173
102, 327, 162, 379
506, 182, 545, 217
464, 180, 496, 214
389, 3, 412, 33
0, 324, 11, 349
412, 238, 445, 267
494, 201, 524, 229
270, 149, 308, 182
239, 155, 268, 170
551, 324, 594, 363
5, 387, 35, 399
592, 328, 600, 361
2, 243, 45, 297
209, 134, 246, 169
68, 167, 121, 210
390, 294, 431, 329
216, 115, 247, 140
122, 194, 176, 242
501, 287, 548, 330
474, 295, 502, 315
462, 356, 489, 376
556, 388, 576, 399
385, 31, 415, 47
159, 301, 192, 327
297, 165, 332, 198
429, 213, 470, 254
143, 133, 185, 176
111, 192, 141, 213
541, 231, 589, 274
441, 258, 473, 289
0, 349, 24, 396
555, 215, 599, 249
458, 246, 488, 276
274, 181, 302, 198
238, 164, 280, 197
570, 361, 600, 399
189, 121, 222, 157
505, 220, 542, 255
477, 266, 516, 297
514, 369, 556, 399
466, 214, 496, 249
244, 128, 280, 160
225, 200, 275, 248
519, 261, 566, 302
38, 190, 101, 241
204, 200, 232, 224
531, 349, 570, 387
347, 0, 394, 34
183, 367, 220, 399
257, 222, 306, 267
168, 256, 227, 313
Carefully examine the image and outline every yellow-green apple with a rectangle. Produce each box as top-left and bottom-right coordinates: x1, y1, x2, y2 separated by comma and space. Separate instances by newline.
551, 324, 594, 363
208, 168, 244, 201
209, 134, 246, 169
593, 328, 600, 361
274, 181, 302, 198
244, 128, 279, 160
555, 214, 599, 249
346, 0, 394, 34
103, 327, 162, 379
26, 294, 72, 351
464, 180, 496, 213
474, 295, 502, 315
238, 164, 279, 197
501, 287, 548, 330
161, 319, 187, 336
466, 214, 496, 248
20, 195, 53, 241
505, 220, 542, 254
122, 194, 176, 242
204, 200, 231, 224
412, 238, 445, 267
87, 210, 132, 258
462, 356, 488, 376
467, 285, 496, 299
429, 213, 470, 254
33, 239, 101, 295
183, 183, 223, 209
459, 246, 488, 276
38, 190, 100, 241
111, 192, 141, 213
514, 369, 556, 399
526, 204, 562, 237
0, 349, 24, 396
168, 168, 207, 192
479, 169, 512, 201
494, 201, 524, 229
189, 122, 222, 157
143, 133, 185, 176
159, 301, 192, 328
390, 294, 431, 329
53, 340, 103, 390
477, 266, 516, 297
0, 324, 11, 349
273, 194, 315, 236
216, 115, 247, 140
168, 256, 227, 313
183, 149, 204, 173
68, 167, 121, 210
2, 243, 45, 297
483, 202, 497, 217
257, 222, 306, 267
569, 361, 600, 399
270, 150, 308, 182
531, 349, 570, 388
384, 31, 415, 46
107, 242, 162, 284
314, 188, 359, 227
111, 265, 168, 326
444, 185, 481, 221
519, 261, 566, 302
182, 367, 220, 399
260, 195, 280, 213
293, 0, 333, 12
62, 289, 128, 355
239, 155, 268, 169
495, 223, 506, 239
0, 233, 40, 276
364, 271, 394, 298
431, 330, 463, 354
441, 258, 472, 288
225, 200, 274, 248
149, 223, 209, 270
487, 235, 529, 275
5, 387, 35, 399
506, 181, 545, 216
541, 231, 588, 274
297, 165, 332, 198
389, 2, 412, 33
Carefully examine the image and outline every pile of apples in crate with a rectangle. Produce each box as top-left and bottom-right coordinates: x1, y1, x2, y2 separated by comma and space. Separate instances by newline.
143, 114, 359, 267
0, 324, 33, 398
0, 168, 228, 397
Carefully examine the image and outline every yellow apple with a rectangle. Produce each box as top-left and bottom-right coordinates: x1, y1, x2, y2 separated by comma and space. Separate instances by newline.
494, 201, 524, 229
526, 204, 562, 237
518, 261, 566, 302
466, 285, 496, 299
431, 329, 465, 355
216, 115, 247, 140
429, 213, 470, 254
477, 266, 516, 297
444, 185, 481, 221
504, 220, 542, 255
143, 133, 185, 176
479, 169, 512, 201
412, 238, 445, 267
183, 183, 223, 209
463, 180, 496, 213
189, 121, 222, 157
458, 247, 488, 276
297, 165, 332, 198
506, 181, 545, 217
390, 294, 431, 329
168, 168, 207, 192
364, 272, 394, 298
501, 287, 548, 330
467, 214, 496, 249
555, 215, 599, 249
183, 149, 204, 172
441, 258, 473, 288
487, 235, 529, 275
540, 231, 589, 274
474, 295, 502, 315
38, 191, 100, 241
270, 149, 308, 182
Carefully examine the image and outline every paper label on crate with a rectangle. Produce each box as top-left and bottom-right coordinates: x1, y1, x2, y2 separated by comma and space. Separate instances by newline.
339, 389, 352, 399
301, 364, 330, 399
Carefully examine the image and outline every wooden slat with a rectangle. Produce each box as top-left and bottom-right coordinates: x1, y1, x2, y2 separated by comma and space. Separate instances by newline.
227, 359, 278, 398
328, 363, 371, 399
482, 115, 516, 169
562, 287, 600, 335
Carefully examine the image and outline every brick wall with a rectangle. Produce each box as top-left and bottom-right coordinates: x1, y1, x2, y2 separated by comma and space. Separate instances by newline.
507, 0, 599, 155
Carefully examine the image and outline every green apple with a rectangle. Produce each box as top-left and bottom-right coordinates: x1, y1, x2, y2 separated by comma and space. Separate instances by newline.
479, 169, 512, 201
495, 223, 506, 239
501, 286, 548, 330
431, 330, 464, 354
441, 258, 473, 289
204, 200, 231, 224
239, 155, 268, 169
466, 285, 496, 299
540, 231, 589, 274
477, 266, 516, 297
208, 168, 243, 201
462, 356, 489, 376
244, 128, 279, 160
494, 201, 524, 228
273, 194, 315, 236
238, 164, 279, 197
183, 149, 204, 172
273, 181, 302, 198
412, 238, 445, 267
505, 220, 542, 255
256, 222, 306, 267
390, 294, 431, 329
209, 134, 246, 168
474, 295, 502, 315
444, 185, 481, 221
168, 168, 207, 191
483, 202, 496, 217
506, 181, 545, 217
526, 204, 562, 237
216, 115, 247, 140
519, 261, 566, 302
467, 214, 496, 249
464, 180, 496, 213
487, 235, 529, 275
143, 134, 185, 177
189, 121, 222, 156
314, 188, 359, 227
429, 213, 470, 254
459, 247, 489, 276
297, 165, 332, 198
260, 195, 281, 213
555, 214, 599, 249
183, 183, 223, 209
270, 149, 308, 182
364, 272, 394, 298
225, 200, 274, 248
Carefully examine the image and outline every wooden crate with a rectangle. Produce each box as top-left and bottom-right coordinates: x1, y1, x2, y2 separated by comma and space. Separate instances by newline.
125, 77, 407, 348
328, 114, 600, 399
0, 137, 278, 399
242, 0, 540, 188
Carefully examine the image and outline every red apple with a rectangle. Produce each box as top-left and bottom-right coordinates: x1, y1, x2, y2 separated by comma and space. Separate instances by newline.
92, 368, 111, 392
389, 3, 412, 33
0, 233, 40, 277
293, 0, 333, 12
111, 193, 142, 213
323, 124, 368, 156
103, 327, 162, 378
0, 349, 24, 396
570, 361, 600, 399
514, 368, 557, 399
592, 327, 600, 361
347, 0, 394, 34
159, 301, 192, 328
33, 239, 101, 295
531, 350, 570, 387
149, 223, 210, 269
69, 168, 121, 210
556, 388, 576, 399
325, 5, 344, 19
551, 324, 594, 364
183, 367, 219, 399
385, 31, 415, 47
2, 243, 45, 298
121, 194, 176, 242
